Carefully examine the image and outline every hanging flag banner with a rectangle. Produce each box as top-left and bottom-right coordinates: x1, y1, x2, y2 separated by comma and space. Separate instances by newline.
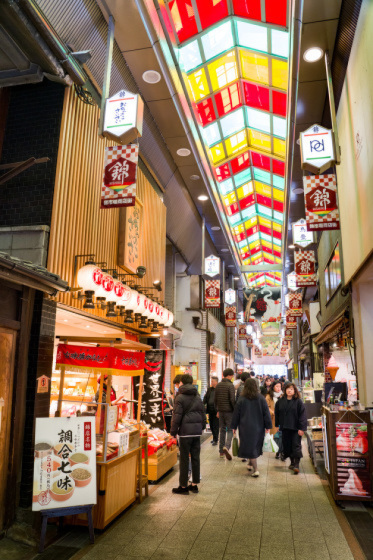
262, 337, 280, 357
225, 306, 237, 327
295, 250, 317, 287
284, 328, 293, 341
103, 89, 144, 144
303, 174, 340, 231
56, 344, 145, 376
286, 310, 297, 329
205, 280, 220, 308
300, 124, 336, 173
254, 346, 262, 358
246, 335, 254, 347
238, 325, 247, 340
292, 218, 314, 247
101, 145, 139, 209
204, 254, 220, 278
289, 293, 302, 317
133, 350, 166, 429
225, 288, 236, 305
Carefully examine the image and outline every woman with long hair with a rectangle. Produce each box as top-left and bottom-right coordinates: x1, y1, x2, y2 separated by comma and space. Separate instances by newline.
231, 378, 272, 477
275, 383, 307, 474
265, 380, 283, 458
260, 376, 272, 396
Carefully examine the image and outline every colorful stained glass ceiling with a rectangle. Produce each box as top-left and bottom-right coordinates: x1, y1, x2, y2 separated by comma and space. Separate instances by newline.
165, 0, 290, 286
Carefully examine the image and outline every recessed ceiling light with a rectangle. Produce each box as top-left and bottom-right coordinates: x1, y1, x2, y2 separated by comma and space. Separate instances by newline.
63, 319, 68, 322
234, 276, 239, 280
198, 195, 208, 201
289, 244, 295, 249
221, 249, 229, 252
211, 226, 220, 231
190, 174, 200, 181
303, 47, 324, 63
86, 325, 90, 328
177, 148, 191, 157
292, 187, 304, 194
142, 70, 161, 83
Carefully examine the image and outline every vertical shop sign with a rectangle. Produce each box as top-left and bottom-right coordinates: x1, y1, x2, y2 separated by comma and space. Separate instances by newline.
225, 306, 237, 327
37, 375, 50, 394
32, 417, 96, 511
224, 288, 236, 305
133, 350, 166, 429
284, 328, 293, 341
246, 335, 254, 347
238, 326, 247, 340
295, 250, 317, 287
254, 346, 262, 358
103, 90, 144, 144
205, 280, 220, 308
204, 255, 220, 277
101, 145, 139, 209
303, 174, 340, 231
335, 423, 371, 498
289, 293, 302, 317
292, 218, 314, 247
300, 124, 336, 173
286, 310, 297, 329
287, 271, 297, 291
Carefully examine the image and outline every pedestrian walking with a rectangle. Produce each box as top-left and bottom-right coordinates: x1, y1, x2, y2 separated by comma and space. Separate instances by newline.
230, 378, 272, 477
236, 371, 250, 401
265, 380, 283, 458
214, 368, 235, 460
203, 376, 219, 446
260, 377, 272, 396
170, 374, 206, 494
275, 382, 307, 474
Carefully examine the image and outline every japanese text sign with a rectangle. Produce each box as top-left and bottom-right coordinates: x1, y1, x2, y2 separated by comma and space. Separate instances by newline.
133, 350, 166, 429
32, 417, 96, 511
246, 335, 254, 347
284, 328, 293, 341
286, 310, 297, 329
238, 326, 247, 340
303, 174, 340, 231
103, 89, 144, 144
287, 271, 298, 291
101, 145, 138, 209
225, 288, 236, 305
56, 344, 145, 376
300, 124, 336, 173
225, 306, 236, 327
204, 255, 220, 277
205, 280, 220, 308
292, 218, 314, 247
289, 293, 302, 317
295, 250, 317, 287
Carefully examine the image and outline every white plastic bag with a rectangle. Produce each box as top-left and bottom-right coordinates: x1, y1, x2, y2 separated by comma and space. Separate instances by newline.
262, 433, 272, 453
270, 434, 279, 453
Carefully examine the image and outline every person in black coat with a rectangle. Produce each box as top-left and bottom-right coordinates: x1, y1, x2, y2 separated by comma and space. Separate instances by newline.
275, 382, 307, 474
231, 378, 272, 477
203, 376, 219, 445
170, 374, 206, 494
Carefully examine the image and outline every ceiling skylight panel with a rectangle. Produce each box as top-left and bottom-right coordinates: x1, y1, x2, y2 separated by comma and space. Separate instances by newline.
265, 0, 287, 27
272, 90, 287, 116
208, 51, 238, 90
195, 0, 229, 30
209, 142, 225, 163
272, 59, 288, 90
240, 51, 269, 85
271, 29, 289, 59
196, 98, 216, 125
215, 83, 242, 116
249, 130, 271, 152
253, 168, 271, 184
169, 0, 198, 43
237, 181, 254, 199
220, 108, 245, 137
246, 107, 271, 134
232, 0, 261, 20
273, 115, 287, 139
201, 21, 234, 61
218, 177, 234, 195
201, 122, 221, 146
225, 130, 248, 156
273, 174, 285, 189
187, 68, 210, 100
243, 82, 270, 111
233, 168, 252, 187
178, 40, 202, 72
273, 137, 286, 157
273, 210, 284, 222
236, 21, 268, 53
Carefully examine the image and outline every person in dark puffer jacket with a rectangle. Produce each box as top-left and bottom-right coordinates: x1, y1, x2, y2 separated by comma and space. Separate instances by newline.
214, 368, 235, 459
170, 374, 206, 495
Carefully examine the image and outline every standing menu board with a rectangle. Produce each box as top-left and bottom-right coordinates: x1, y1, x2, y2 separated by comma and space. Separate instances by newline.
335, 422, 371, 498
32, 417, 96, 511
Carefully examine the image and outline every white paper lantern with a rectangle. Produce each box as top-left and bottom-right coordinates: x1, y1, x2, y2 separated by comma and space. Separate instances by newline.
158, 306, 166, 325
164, 310, 174, 327
150, 302, 161, 323
141, 297, 152, 318
112, 280, 125, 304
118, 283, 132, 307
94, 272, 114, 300
77, 264, 103, 292
124, 289, 139, 311
133, 292, 147, 314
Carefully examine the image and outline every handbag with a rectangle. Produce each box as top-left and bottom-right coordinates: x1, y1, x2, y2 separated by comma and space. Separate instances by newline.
262, 433, 272, 453
270, 434, 279, 453
232, 436, 239, 457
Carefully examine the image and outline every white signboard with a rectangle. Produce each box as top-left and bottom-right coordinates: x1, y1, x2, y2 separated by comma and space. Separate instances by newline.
32, 417, 96, 511
287, 271, 297, 292
300, 124, 335, 173
225, 288, 236, 305
204, 254, 220, 277
292, 218, 314, 248
103, 90, 144, 145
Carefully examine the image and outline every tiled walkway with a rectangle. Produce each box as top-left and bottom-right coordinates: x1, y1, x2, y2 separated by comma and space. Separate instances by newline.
78, 439, 356, 560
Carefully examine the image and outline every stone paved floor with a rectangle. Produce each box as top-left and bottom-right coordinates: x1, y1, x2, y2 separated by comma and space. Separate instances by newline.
78, 438, 356, 560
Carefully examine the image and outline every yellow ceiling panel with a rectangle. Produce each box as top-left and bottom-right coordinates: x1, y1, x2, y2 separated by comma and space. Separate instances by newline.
209, 142, 225, 163
237, 181, 254, 199
225, 130, 248, 156
272, 59, 288, 90
187, 68, 210, 101
249, 129, 271, 152
240, 50, 269, 85
273, 137, 286, 157
208, 51, 238, 91
255, 182, 272, 197
273, 188, 284, 201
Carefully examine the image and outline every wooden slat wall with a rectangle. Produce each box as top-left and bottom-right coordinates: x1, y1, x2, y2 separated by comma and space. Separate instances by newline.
48, 88, 166, 325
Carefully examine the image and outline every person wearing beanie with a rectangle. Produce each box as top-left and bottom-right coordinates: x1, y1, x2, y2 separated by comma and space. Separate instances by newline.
170, 374, 206, 494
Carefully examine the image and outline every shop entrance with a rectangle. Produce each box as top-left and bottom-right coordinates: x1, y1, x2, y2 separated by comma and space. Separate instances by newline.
0, 327, 17, 531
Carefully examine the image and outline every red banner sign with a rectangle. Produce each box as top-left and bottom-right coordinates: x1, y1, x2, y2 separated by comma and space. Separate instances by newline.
284, 328, 293, 341
238, 326, 247, 340
225, 306, 236, 327
205, 280, 220, 308
246, 335, 254, 347
286, 310, 298, 329
303, 174, 340, 231
101, 145, 138, 209
289, 293, 302, 316
295, 250, 317, 286
56, 344, 145, 376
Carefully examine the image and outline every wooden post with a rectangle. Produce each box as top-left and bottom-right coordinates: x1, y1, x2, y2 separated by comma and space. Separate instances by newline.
56, 365, 65, 417
137, 374, 143, 423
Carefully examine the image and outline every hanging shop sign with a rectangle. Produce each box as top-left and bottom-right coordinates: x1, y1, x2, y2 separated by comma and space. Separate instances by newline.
205, 280, 220, 308
303, 174, 340, 231
292, 218, 314, 248
254, 346, 262, 358
32, 417, 96, 511
286, 310, 297, 329
287, 271, 297, 292
101, 144, 139, 209
335, 422, 371, 499
225, 306, 237, 327
246, 335, 254, 347
225, 288, 236, 305
262, 337, 280, 357
37, 375, 50, 394
295, 250, 317, 287
243, 287, 281, 323
56, 344, 145, 376
238, 325, 247, 340
300, 124, 336, 174
284, 328, 293, 341
133, 351, 166, 430
103, 89, 144, 144
204, 254, 220, 277
289, 293, 302, 317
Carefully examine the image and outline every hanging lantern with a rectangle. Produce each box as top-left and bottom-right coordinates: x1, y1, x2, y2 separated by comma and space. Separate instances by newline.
117, 283, 132, 316
94, 272, 114, 306
123, 289, 139, 323
105, 280, 124, 317
133, 292, 147, 323
164, 310, 174, 327
150, 302, 161, 330
158, 306, 166, 325
77, 264, 103, 309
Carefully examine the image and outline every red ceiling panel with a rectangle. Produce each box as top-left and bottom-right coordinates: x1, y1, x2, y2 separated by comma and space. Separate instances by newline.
256, 194, 272, 208
196, 0, 229, 30
214, 163, 231, 181
243, 82, 270, 112
246, 225, 259, 237
272, 90, 287, 117
234, 231, 247, 243
259, 225, 272, 237
251, 151, 271, 171
226, 202, 239, 216
241, 250, 251, 260
196, 98, 216, 125
265, 0, 287, 27
272, 159, 285, 176
238, 194, 255, 211
273, 200, 284, 212
169, 0, 198, 43
273, 229, 282, 240
232, 0, 261, 21
231, 151, 251, 174
214, 82, 242, 117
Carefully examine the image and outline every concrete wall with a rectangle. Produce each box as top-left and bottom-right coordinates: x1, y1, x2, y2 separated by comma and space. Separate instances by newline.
174, 275, 203, 366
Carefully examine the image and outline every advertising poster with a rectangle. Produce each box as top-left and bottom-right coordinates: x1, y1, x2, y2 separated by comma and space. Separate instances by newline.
205, 280, 220, 308
243, 287, 281, 324
133, 350, 166, 429
225, 306, 237, 327
303, 174, 340, 231
292, 218, 314, 248
238, 325, 247, 340
32, 417, 96, 511
295, 250, 317, 287
204, 255, 220, 277
262, 337, 280, 357
335, 422, 371, 498
101, 144, 139, 209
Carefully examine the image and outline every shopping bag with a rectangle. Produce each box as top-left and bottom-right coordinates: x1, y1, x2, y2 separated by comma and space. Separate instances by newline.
270, 434, 279, 453
262, 433, 272, 453
232, 436, 239, 457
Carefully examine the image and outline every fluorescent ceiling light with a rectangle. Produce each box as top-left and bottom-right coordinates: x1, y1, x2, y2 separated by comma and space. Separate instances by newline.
303, 47, 324, 63
211, 226, 220, 230
177, 148, 191, 156
198, 195, 208, 201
